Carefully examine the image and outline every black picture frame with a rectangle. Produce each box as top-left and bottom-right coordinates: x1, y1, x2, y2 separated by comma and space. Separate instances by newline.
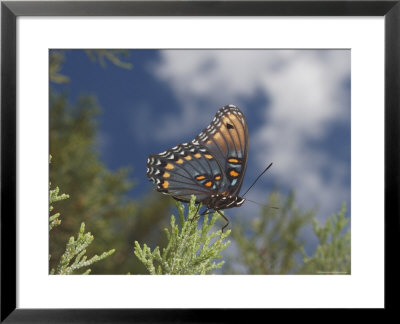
1, 0, 399, 321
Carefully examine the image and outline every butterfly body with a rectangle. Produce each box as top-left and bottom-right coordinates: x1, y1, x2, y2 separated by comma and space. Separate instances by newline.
202, 193, 246, 211
146, 105, 249, 226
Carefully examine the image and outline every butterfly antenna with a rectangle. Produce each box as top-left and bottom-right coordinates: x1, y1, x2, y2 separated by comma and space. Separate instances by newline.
242, 162, 273, 198
245, 199, 279, 210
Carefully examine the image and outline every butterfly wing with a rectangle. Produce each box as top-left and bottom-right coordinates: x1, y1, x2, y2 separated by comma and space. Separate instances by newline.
194, 105, 249, 196
146, 142, 224, 203
146, 105, 248, 203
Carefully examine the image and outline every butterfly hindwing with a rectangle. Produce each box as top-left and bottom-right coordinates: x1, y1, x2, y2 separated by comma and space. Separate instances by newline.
146, 105, 248, 205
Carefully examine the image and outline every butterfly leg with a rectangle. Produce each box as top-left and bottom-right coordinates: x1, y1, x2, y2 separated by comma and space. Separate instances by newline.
190, 207, 212, 221
216, 210, 229, 233
194, 203, 201, 216
200, 208, 211, 216
190, 203, 202, 223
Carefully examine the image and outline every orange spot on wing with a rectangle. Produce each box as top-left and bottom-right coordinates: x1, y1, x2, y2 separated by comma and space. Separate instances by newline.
228, 158, 239, 163
194, 153, 202, 158
229, 170, 240, 177
176, 159, 184, 164
162, 181, 169, 188
184, 155, 192, 160
163, 172, 170, 178
196, 175, 206, 180
204, 154, 213, 159
205, 181, 213, 187
165, 163, 175, 170
206, 140, 212, 144
214, 175, 221, 180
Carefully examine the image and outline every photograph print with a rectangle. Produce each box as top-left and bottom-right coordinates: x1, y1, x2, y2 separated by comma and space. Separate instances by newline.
49, 49, 350, 275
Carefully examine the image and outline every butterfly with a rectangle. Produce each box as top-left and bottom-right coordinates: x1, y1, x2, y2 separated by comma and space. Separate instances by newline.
147, 104, 258, 231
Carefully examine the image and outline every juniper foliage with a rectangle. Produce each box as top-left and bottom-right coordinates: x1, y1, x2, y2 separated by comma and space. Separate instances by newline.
53, 222, 115, 275
49, 51, 70, 84
49, 156, 115, 274
84, 49, 133, 70
228, 191, 314, 274
226, 191, 350, 274
50, 49, 132, 84
134, 196, 231, 275
300, 203, 350, 274
49, 155, 69, 231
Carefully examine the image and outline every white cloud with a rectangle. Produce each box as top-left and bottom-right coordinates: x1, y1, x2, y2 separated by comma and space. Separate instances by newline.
253, 50, 350, 217
151, 49, 350, 221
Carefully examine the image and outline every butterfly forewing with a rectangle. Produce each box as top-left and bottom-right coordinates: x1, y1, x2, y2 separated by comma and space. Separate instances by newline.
195, 105, 248, 196
146, 105, 248, 205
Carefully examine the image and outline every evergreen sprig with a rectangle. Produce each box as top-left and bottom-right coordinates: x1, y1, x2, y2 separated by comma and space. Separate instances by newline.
49, 155, 70, 231
228, 191, 314, 274
49, 155, 115, 274
49, 51, 70, 84
134, 195, 231, 275
84, 50, 133, 70
53, 222, 115, 275
49, 186, 70, 230
300, 203, 350, 274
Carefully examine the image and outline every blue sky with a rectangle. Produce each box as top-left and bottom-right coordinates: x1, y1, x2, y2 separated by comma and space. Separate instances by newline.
53, 49, 350, 250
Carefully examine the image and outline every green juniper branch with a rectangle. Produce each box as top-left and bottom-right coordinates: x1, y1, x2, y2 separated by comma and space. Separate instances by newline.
50, 50, 132, 85
300, 203, 350, 274
134, 195, 231, 275
227, 191, 350, 274
49, 51, 70, 84
55, 222, 115, 275
228, 191, 314, 274
49, 155, 69, 231
49, 186, 69, 231
84, 50, 133, 70
49, 156, 115, 274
